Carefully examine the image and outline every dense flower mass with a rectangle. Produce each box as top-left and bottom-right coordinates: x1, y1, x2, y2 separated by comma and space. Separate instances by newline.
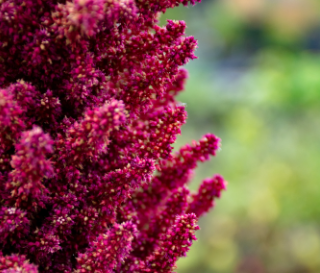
0, 0, 226, 272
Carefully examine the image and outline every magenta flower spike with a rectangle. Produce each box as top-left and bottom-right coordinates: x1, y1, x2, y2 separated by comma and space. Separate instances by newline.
0, 0, 226, 272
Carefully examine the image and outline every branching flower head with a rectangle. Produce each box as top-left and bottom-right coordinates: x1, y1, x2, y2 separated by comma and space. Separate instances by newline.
0, 0, 226, 272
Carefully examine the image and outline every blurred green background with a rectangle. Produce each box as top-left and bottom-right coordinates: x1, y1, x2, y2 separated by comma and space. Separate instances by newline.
159, 1, 320, 272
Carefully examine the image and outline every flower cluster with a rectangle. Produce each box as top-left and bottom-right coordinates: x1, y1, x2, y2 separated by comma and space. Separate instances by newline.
0, 0, 226, 272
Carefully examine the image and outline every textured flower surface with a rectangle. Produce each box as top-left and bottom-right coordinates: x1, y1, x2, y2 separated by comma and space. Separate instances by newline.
0, 0, 226, 272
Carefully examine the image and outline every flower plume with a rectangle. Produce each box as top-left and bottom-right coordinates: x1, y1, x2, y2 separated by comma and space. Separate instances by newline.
0, 0, 226, 272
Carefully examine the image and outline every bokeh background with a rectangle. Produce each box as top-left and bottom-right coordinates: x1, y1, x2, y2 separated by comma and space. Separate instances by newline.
159, 1, 320, 272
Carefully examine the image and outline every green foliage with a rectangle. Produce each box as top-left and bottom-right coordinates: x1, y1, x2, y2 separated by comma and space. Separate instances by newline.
173, 50, 320, 273
160, 3, 320, 272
